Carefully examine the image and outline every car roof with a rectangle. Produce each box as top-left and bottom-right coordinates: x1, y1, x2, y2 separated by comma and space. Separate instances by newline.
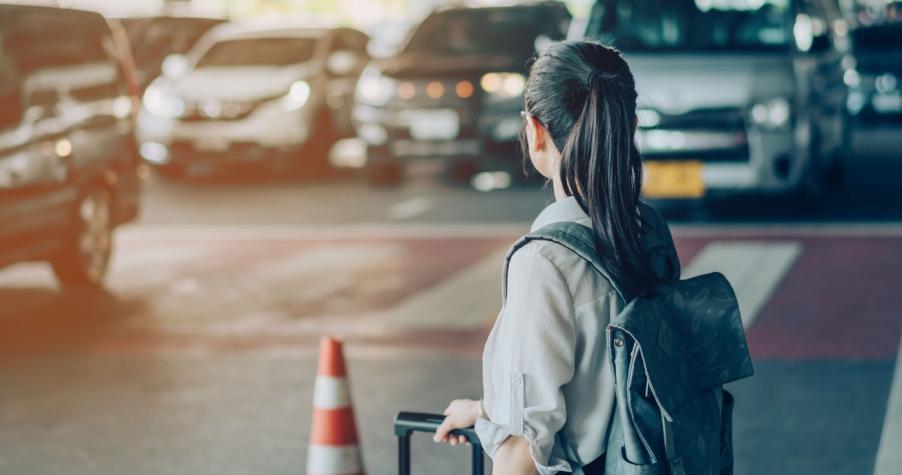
435, 0, 569, 14
112, 15, 225, 22
205, 19, 337, 42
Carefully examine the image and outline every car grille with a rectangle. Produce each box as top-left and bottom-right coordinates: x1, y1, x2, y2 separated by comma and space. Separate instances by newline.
639, 107, 749, 163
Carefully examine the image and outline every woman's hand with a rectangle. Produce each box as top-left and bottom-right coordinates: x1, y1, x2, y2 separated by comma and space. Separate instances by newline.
433, 399, 480, 447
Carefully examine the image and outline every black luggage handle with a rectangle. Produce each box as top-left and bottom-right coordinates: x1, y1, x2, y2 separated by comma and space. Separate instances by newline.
394, 412, 484, 475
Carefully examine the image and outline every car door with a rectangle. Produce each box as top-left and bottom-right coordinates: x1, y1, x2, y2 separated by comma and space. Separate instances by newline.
0, 13, 83, 263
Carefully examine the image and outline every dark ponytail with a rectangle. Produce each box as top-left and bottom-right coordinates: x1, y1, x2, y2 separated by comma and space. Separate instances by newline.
521, 41, 656, 297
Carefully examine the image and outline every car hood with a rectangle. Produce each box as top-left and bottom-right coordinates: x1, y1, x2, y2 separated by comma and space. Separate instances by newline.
625, 54, 793, 113
376, 51, 529, 78
171, 65, 315, 101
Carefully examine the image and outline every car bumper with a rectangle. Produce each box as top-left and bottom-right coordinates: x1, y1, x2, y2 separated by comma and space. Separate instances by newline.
353, 104, 521, 164
638, 127, 801, 197
137, 105, 311, 160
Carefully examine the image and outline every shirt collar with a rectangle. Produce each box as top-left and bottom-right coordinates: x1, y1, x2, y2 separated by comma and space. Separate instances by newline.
530, 196, 591, 232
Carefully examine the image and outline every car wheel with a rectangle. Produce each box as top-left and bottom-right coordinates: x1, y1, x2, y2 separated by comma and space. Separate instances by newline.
301, 109, 336, 177
51, 186, 114, 289
824, 118, 851, 190
444, 157, 478, 186
366, 160, 403, 187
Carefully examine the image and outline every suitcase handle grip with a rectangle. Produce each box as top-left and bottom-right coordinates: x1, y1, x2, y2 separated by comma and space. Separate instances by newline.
393, 411, 481, 445
394, 411, 484, 475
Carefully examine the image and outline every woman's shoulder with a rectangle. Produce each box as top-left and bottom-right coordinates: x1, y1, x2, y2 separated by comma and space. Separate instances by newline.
507, 239, 616, 297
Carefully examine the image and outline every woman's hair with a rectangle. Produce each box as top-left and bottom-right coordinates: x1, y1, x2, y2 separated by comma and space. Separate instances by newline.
520, 40, 656, 297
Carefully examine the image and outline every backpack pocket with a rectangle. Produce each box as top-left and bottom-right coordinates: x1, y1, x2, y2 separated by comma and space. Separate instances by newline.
617, 446, 669, 475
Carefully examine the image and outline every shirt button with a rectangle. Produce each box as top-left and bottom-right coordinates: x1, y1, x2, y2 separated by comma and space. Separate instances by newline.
613, 337, 625, 348
513, 375, 523, 386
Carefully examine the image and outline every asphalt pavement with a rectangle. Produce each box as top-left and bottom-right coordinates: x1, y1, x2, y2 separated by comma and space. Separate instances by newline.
1, 141, 901, 474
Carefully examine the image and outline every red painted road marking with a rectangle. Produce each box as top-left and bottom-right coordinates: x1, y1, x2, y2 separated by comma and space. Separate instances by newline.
745, 237, 902, 360
1, 230, 899, 360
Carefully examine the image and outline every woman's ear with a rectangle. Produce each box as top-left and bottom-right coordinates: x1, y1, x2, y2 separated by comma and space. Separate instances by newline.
526, 115, 546, 155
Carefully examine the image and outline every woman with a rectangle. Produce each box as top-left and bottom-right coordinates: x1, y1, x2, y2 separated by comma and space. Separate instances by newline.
433, 41, 680, 474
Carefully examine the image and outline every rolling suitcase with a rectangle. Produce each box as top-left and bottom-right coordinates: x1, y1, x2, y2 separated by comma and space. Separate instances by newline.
394, 412, 484, 475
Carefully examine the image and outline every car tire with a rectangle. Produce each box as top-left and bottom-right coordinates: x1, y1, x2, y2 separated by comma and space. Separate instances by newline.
824, 118, 851, 190
301, 108, 336, 177
794, 125, 828, 210
444, 157, 478, 186
50, 186, 114, 290
366, 160, 403, 187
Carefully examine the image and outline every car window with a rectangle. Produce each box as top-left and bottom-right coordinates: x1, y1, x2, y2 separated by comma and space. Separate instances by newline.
852, 23, 902, 50
3, 12, 125, 108
196, 37, 319, 67
4, 27, 110, 76
145, 19, 222, 57
585, 0, 791, 52
330, 31, 368, 55
404, 7, 568, 57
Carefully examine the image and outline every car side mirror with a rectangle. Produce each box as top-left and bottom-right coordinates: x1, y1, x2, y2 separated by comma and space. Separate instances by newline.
161, 54, 188, 79
326, 50, 360, 77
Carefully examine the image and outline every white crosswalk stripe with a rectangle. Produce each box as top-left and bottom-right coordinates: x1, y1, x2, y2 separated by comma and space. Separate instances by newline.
386, 247, 508, 329
386, 240, 803, 331
875, 341, 902, 475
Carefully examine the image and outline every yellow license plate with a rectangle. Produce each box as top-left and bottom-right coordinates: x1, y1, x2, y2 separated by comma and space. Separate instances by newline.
642, 161, 705, 199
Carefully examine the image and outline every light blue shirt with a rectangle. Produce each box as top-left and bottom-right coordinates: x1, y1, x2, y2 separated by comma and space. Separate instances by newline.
476, 197, 623, 474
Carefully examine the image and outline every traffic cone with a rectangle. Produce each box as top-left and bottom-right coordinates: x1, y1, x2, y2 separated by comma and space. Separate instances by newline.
307, 337, 364, 475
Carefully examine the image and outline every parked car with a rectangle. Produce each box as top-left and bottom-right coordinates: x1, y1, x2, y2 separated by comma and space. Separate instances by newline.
352, 1, 571, 185
581, 0, 850, 201
0, 5, 143, 289
137, 21, 369, 178
114, 15, 226, 91
845, 21, 902, 131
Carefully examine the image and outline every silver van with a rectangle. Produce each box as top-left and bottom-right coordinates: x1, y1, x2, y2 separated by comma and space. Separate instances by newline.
580, 0, 849, 200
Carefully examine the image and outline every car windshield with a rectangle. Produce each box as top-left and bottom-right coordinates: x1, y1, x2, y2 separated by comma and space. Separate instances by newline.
404, 8, 562, 57
585, 0, 790, 52
851, 23, 902, 51
196, 37, 318, 67
142, 19, 223, 57
3, 29, 108, 74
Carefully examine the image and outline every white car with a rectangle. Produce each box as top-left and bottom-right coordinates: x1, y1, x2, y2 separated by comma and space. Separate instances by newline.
137, 21, 369, 177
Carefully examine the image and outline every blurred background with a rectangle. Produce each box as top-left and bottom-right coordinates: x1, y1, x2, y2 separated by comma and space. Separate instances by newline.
0, 0, 901, 474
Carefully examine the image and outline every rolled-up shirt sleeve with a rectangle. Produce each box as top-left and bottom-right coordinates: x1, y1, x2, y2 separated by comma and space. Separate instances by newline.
476, 243, 576, 474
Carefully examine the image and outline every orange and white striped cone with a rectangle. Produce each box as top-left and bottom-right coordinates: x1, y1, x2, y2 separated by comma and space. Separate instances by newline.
306, 337, 364, 475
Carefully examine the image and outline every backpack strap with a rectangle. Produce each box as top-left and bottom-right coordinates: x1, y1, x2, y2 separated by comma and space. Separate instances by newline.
503, 221, 629, 305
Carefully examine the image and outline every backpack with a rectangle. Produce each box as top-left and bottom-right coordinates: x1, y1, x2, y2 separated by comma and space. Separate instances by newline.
507, 220, 754, 475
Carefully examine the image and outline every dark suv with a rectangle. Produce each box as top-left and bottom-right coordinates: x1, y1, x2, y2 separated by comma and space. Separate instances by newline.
0, 5, 143, 289
846, 20, 902, 132
353, 2, 571, 185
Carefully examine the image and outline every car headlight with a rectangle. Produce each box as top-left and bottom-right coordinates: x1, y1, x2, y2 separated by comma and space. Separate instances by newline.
843, 69, 861, 88
480, 72, 526, 98
281, 80, 311, 111
875, 73, 898, 95
750, 97, 791, 130
356, 66, 396, 106
143, 81, 185, 119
